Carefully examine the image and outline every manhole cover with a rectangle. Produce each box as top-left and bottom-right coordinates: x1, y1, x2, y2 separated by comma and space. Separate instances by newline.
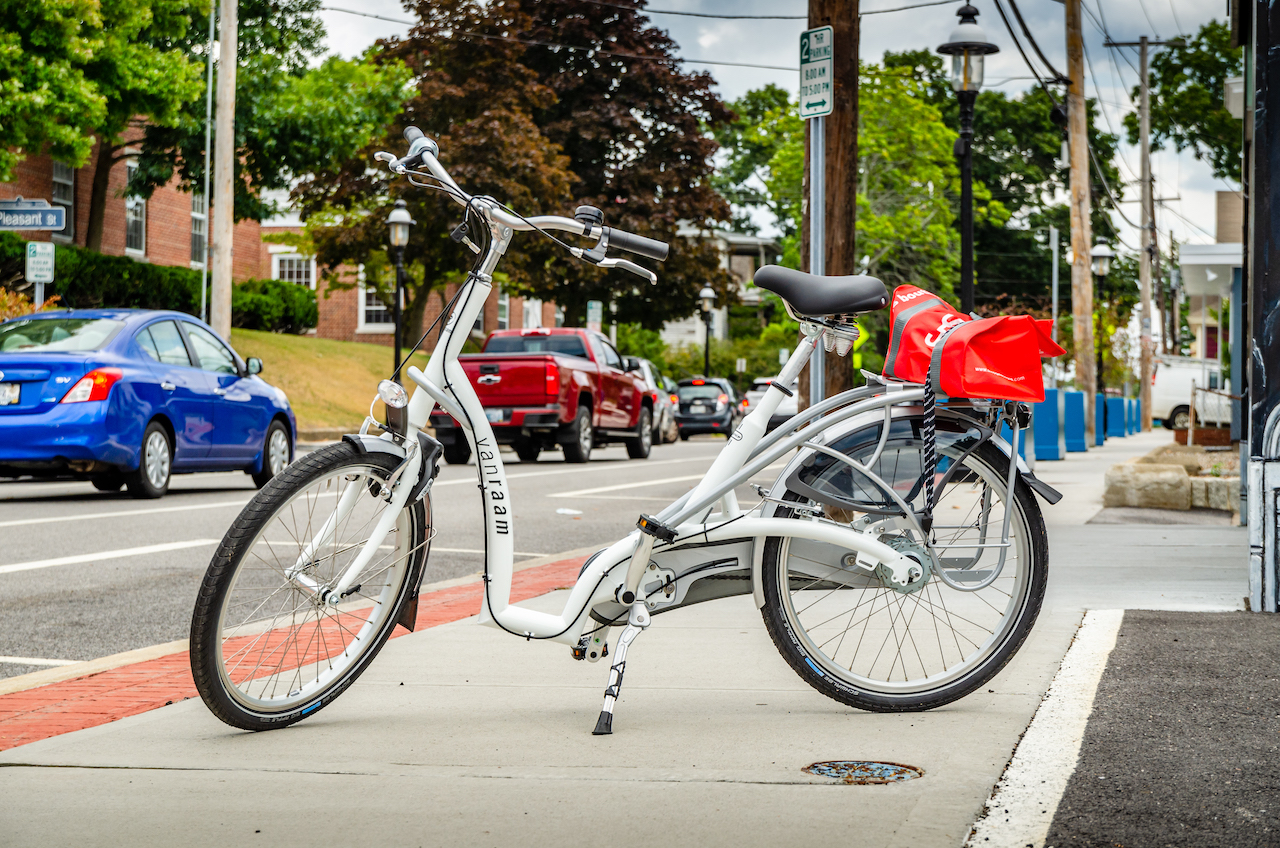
803, 760, 924, 784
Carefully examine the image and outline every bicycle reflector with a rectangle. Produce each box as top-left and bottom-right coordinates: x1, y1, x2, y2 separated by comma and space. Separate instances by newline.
60, 368, 123, 403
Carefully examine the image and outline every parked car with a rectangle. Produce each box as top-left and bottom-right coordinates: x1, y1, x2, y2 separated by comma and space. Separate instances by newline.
637, 358, 679, 444
0, 309, 296, 498
1151, 355, 1231, 429
429, 327, 653, 463
673, 376, 743, 439
743, 375, 799, 432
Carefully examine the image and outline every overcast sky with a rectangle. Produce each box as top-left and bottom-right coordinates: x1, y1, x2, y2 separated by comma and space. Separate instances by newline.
317, 0, 1231, 253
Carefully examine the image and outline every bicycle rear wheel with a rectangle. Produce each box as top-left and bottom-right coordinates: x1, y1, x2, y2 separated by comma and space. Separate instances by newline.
190, 442, 429, 730
761, 437, 1047, 712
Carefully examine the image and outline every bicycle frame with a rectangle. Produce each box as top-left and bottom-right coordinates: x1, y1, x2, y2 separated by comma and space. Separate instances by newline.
305, 146, 996, 650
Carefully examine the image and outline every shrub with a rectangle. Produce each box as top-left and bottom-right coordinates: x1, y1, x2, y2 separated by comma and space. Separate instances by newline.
231, 278, 318, 334
0, 233, 317, 333
0, 231, 202, 312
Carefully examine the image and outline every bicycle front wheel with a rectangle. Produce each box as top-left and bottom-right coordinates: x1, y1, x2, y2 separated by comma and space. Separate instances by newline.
761, 438, 1048, 712
190, 441, 429, 730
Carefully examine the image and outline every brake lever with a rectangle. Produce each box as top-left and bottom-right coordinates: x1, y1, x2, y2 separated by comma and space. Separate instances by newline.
597, 257, 657, 283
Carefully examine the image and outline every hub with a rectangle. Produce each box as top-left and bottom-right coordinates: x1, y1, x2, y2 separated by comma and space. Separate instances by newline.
876, 535, 932, 594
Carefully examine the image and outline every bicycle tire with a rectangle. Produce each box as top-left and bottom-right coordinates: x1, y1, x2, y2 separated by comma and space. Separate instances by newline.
761, 438, 1048, 712
190, 441, 428, 731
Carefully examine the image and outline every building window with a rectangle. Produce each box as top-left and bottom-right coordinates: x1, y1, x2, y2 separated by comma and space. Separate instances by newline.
51, 161, 74, 241
522, 297, 543, 329
190, 193, 207, 266
554, 305, 565, 327
272, 254, 314, 289
497, 291, 509, 330
363, 287, 393, 326
124, 162, 146, 253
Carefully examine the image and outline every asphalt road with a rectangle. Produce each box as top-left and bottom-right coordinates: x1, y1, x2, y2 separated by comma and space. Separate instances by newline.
1046, 610, 1280, 847
0, 436, 783, 680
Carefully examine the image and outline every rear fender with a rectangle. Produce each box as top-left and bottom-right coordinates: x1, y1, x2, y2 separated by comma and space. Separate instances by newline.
747, 404, 1056, 608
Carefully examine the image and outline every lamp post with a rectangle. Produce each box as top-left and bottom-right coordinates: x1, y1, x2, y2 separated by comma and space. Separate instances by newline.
1091, 239, 1115, 394
699, 286, 716, 377
937, 4, 999, 315
386, 199, 414, 374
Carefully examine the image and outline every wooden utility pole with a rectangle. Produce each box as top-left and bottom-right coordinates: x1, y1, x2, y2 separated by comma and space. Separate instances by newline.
209, 0, 237, 339
1138, 35, 1154, 431
799, 0, 858, 408
1065, 0, 1095, 442
1105, 35, 1180, 425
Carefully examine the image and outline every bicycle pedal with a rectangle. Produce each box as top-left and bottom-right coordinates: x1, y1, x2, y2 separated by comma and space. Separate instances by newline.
571, 640, 588, 661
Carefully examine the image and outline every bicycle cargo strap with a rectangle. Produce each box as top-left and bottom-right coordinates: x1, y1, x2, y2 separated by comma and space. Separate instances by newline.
920, 323, 963, 536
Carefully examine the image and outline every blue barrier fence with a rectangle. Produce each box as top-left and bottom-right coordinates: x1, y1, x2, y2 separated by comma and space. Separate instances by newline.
1064, 391, 1087, 452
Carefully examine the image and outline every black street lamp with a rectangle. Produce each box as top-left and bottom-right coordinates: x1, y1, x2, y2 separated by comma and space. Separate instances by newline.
938, 4, 999, 315
699, 285, 716, 377
1091, 239, 1115, 393
386, 199, 415, 374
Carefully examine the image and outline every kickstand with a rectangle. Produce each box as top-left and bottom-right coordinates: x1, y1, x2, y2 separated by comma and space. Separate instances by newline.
591, 602, 650, 735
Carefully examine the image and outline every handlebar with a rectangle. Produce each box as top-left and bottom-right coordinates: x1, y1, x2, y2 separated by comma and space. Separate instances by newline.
380, 126, 670, 277
606, 228, 669, 262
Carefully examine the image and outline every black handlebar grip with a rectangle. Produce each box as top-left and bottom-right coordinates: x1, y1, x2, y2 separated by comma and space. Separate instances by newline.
403, 126, 425, 143
606, 228, 670, 262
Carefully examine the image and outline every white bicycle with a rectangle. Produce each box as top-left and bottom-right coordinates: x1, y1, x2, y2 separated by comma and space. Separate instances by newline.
190, 127, 1058, 734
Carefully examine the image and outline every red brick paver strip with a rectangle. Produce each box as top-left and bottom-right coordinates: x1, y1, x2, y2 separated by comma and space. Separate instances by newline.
0, 555, 587, 752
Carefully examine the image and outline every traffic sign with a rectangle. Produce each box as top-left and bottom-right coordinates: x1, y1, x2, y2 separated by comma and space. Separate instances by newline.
0, 197, 65, 231
25, 242, 54, 284
586, 300, 604, 333
799, 26, 834, 120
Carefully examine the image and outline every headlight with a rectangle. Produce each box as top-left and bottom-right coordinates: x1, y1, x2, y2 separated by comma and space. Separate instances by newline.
378, 379, 408, 409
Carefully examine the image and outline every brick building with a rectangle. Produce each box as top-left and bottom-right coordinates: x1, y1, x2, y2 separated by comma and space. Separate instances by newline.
2, 145, 558, 345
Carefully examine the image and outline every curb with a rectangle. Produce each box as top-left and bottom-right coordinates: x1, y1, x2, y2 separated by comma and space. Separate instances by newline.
0, 553, 591, 752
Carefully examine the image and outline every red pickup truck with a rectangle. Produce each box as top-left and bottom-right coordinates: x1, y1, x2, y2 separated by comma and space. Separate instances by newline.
428, 328, 654, 464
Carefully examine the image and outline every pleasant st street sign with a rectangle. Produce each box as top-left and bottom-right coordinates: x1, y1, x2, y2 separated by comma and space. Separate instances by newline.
799, 26, 834, 120
0, 198, 65, 231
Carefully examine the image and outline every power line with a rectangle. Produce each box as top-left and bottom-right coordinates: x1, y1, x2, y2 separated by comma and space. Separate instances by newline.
1005, 0, 1068, 83
1166, 0, 1184, 35
578, 1, 805, 20
319, 6, 800, 71
1135, 0, 1163, 39
991, 0, 1063, 110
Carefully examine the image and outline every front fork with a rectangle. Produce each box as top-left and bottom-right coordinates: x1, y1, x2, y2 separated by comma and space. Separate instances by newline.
285, 446, 424, 604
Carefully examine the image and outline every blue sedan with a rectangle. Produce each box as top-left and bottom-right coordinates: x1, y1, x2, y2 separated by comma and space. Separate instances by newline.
0, 309, 296, 498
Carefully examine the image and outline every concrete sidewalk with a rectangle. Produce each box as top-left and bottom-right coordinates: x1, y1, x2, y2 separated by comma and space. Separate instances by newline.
0, 428, 1251, 847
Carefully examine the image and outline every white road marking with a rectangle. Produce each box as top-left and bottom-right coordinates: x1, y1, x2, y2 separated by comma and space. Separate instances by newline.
0, 499, 250, 529
0, 539, 220, 575
964, 609, 1125, 848
431, 547, 546, 557
431, 454, 721, 487
0, 655, 81, 667
548, 460, 792, 499
550, 474, 707, 498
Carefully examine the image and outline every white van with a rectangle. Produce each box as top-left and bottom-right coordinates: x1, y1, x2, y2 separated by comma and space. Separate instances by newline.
1151, 355, 1230, 429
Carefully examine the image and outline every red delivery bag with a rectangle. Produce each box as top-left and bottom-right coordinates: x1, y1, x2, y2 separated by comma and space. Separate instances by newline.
881, 285, 1065, 403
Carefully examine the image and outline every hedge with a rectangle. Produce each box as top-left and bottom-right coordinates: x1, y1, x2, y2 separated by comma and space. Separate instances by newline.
231, 278, 319, 334
0, 231, 316, 333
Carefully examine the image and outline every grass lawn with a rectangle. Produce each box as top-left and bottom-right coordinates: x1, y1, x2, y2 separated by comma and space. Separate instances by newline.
229, 329, 432, 435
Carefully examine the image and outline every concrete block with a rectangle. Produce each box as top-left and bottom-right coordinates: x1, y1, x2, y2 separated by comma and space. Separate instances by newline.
1096, 393, 1107, 446
1103, 463, 1191, 510
1192, 476, 1240, 512
1106, 397, 1127, 438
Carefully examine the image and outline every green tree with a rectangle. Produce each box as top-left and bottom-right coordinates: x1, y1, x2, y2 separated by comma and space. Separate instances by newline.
81, 0, 205, 250
131, 1, 409, 224
298, 0, 734, 339
1124, 20, 1242, 181
884, 50, 1122, 313
711, 83, 793, 234
0, 0, 106, 180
